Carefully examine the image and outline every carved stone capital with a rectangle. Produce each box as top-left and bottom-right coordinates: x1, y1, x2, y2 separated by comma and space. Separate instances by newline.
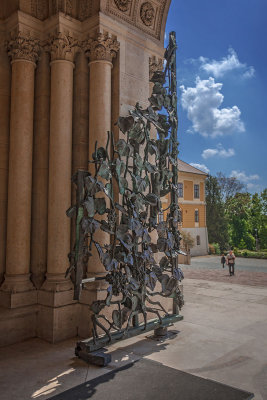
84, 33, 120, 63
114, 0, 131, 12
7, 33, 40, 64
47, 33, 78, 62
149, 56, 164, 80
140, 2, 155, 27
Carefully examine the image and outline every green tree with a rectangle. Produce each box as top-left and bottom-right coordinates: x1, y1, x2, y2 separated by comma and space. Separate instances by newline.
258, 189, 267, 248
217, 172, 246, 201
226, 193, 255, 250
250, 193, 263, 249
205, 175, 229, 251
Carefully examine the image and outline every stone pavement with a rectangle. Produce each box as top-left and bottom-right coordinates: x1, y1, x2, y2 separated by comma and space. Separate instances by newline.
184, 268, 267, 287
0, 276, 267, 400
185, 255, 267, 273
182, 255, 267, 287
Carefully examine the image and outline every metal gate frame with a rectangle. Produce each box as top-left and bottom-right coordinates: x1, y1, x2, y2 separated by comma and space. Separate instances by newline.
66, 32, 185, 366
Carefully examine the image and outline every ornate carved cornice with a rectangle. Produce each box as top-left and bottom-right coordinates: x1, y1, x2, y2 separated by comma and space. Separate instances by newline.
149, 56, 164, 80
83, 33, 120, 63
106, 0, 170, 41
7, 33, 40, 64
140, 2, 155, 27
114, 0, 131, 12
47, 33, 78, 62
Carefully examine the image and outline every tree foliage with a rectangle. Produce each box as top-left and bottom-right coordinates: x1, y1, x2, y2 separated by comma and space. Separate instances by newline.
180, 230, 195, 252
205, 175, 229, 251
206, 174, 267, 251
226, 193, 255, 250
216, 172, 246, 201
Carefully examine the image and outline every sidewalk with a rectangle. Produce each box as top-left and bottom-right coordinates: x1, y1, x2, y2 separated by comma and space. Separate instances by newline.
0, 277, 266, 399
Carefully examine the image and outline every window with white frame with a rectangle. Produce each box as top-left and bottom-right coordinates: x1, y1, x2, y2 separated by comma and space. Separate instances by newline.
194, 184, 200, 198
195, 209, 199, 222
178, 182, 183, 197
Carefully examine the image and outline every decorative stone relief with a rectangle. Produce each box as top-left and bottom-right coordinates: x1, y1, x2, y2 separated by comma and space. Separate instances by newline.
66, 0, 73, 15
52, 0, 64, 14
140, 2, 155, 27
7, 33, 40, 64
114, 0, 131, 12
48, 33, 78, 62
149, 56, 164, 80
31, 0, 48, 20
79, 0, 92, 21
84, 33, 120, 63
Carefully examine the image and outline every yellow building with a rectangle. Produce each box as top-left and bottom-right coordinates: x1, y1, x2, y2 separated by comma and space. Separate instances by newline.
164, 159, 209, 256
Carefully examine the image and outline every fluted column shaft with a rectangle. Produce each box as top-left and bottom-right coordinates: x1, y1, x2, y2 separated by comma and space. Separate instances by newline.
31, 51, 50, 289
0, 43, 11, 284
89, 60, 112, 154
1, 34, 40, 293
44, 34, 76, 291
71, 51, 89, 250
88, 60, 112, 277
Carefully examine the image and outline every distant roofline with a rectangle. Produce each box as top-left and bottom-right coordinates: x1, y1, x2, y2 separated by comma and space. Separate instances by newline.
178, 159, 209, 176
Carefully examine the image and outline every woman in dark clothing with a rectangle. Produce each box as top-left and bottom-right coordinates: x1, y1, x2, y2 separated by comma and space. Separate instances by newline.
221, 253, 226, 268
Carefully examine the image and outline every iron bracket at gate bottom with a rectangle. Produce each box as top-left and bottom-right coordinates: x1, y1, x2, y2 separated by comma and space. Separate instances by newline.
75, 314, 183, 366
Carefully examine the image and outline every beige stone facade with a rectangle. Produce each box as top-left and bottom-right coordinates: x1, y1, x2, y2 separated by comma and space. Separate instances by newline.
0, 0, 171, 346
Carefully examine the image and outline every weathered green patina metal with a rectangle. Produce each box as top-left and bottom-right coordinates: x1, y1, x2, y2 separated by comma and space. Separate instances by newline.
66, 32, 184, 363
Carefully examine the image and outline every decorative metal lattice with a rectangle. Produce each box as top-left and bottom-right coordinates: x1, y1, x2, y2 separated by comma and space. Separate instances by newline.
66, 32, 185, 355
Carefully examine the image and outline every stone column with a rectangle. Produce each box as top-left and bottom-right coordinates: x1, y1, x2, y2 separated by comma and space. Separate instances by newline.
0, 34, 40, 305
0, 40, 11, 285
30, 50, 50, 289
84, 33, 119, 278
71, 50, 89, 250
77, 34, 119, 338
37, 33, 78, 343
43, 33, 76, 292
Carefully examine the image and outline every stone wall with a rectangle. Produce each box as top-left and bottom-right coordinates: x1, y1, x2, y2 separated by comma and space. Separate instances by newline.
0, 0, 171, 346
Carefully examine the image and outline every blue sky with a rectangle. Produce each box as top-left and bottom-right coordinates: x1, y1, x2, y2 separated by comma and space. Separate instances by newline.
165, 0, 267, 193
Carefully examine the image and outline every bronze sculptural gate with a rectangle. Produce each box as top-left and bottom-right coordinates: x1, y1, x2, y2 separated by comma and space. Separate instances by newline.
66, 32, 185, 366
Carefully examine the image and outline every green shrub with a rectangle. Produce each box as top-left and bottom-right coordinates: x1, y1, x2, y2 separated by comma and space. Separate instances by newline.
238, 239, 246, 249
211, 242, 220, 255
235, 249, 267, 259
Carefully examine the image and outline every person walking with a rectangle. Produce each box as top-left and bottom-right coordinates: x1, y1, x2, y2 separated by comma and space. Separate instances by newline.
226, 250, 236, 276
221, 253, 226, 268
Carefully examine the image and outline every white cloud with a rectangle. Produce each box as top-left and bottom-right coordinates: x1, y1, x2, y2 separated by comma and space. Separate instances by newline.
200, 48, 255, 79
230, 170, 260, 183
202, 149, 218, 158
202, 144, 235, 159
190, 163, 210, 174
242, 66, 255, 79
180, 77, 245, 138
247, 183, 261, 191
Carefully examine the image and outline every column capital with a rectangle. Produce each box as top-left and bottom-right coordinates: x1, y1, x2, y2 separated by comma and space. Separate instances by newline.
83, 33, 120, 63
7, 32, 40, 64
47, 33, 78, 63
149, 56, 164, 80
